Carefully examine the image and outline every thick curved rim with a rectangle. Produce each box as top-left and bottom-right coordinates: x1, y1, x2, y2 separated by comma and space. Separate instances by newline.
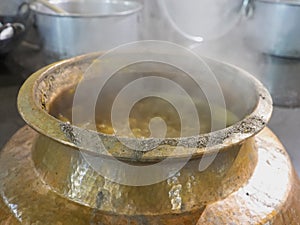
17, 53, 273, 160
30, 0, 142, 18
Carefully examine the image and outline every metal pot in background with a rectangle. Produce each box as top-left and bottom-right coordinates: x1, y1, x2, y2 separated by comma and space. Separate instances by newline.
0, 0, 25, 16
244, 0, 300, 58
29, 0, 142, 61
240, 0, 300, 107
257, 55, 300, 107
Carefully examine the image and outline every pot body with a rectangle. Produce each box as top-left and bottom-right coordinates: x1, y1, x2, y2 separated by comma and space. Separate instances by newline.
1, 126, 300, 224
30, 0, 142, 61
0, 53, 298, 224
245, 0, 300, 58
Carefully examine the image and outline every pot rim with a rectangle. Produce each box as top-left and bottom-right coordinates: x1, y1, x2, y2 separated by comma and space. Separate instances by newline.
17, 53, 273, 161
30, 0, 142, 18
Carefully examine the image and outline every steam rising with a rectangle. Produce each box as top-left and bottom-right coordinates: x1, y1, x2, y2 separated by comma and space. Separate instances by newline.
141, 0, 267, 85
160, 0, 242, 40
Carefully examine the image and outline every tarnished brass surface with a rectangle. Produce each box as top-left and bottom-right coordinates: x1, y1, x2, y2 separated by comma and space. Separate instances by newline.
1, 53, 298, 224
17, 53, 273, 160
31, 129, 256, 214
0, 126, 299, 224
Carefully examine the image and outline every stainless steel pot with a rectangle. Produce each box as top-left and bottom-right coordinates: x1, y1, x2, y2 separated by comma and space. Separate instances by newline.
257, 54, 300, 107
30, 0, 142, 61
244, 0, 300, 58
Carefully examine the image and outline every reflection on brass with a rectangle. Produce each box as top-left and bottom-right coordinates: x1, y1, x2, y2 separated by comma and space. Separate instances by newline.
0, 53, 299, 224
1, 127, 299, 224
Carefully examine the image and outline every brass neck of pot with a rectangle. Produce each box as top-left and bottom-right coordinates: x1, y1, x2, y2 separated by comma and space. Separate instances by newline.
32, 134, 257, 216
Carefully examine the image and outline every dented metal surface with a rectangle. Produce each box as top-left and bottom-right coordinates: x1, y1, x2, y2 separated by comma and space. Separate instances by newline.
17, 53, 273, 160
0, 53, 298, 224
0, 127, 299, 224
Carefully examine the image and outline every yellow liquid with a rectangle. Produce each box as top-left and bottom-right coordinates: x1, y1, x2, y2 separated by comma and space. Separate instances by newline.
49, 87, 239, 138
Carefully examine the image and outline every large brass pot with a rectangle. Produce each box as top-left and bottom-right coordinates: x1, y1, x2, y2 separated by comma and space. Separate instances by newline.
0, 53, 300, 224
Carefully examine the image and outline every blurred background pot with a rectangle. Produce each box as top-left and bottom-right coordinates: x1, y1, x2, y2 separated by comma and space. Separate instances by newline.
244, 0, 300, 58
257, 55, 300, 107
29, 0, 142, 61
